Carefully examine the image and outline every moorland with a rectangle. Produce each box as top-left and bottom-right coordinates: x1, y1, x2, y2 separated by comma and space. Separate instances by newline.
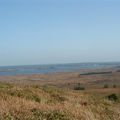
0, 68, 120, 120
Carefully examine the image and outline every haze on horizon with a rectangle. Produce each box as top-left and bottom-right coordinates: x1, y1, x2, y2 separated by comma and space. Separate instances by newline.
0, 0, 120, 66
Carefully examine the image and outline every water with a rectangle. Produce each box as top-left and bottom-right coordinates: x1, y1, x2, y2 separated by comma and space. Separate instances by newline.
0, 62, 120, 76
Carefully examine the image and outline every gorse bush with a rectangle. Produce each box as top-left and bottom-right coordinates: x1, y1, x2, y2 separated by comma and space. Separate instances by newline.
107, 94, 119, 102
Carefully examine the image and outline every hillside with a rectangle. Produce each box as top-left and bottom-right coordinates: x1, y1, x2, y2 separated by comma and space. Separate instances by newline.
0, 81, 119, 120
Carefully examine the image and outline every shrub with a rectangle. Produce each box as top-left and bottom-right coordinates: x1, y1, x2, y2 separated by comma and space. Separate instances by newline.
5, 114, 14, 120
107, 94, 119, 102
104, 84, 109, 88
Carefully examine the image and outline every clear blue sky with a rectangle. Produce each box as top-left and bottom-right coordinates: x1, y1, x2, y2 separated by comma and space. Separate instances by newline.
0, 0, 120, 66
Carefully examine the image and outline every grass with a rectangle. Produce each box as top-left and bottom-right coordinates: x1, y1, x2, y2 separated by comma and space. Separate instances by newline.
0, 82, 119, 120
7, 89, 41, 103
31, 109, 71, 120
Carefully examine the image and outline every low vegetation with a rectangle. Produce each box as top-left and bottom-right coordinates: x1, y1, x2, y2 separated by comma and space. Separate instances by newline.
0, 82, 119, 120
104, 84, 109, 88
74, 83, 85, 90
107, 93, 119, 102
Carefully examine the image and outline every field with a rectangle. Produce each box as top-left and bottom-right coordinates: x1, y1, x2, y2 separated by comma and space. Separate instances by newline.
0, 68, 120, 120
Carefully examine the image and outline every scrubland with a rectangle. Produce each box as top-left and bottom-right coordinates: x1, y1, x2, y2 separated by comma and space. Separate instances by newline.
0, 69, 120, 120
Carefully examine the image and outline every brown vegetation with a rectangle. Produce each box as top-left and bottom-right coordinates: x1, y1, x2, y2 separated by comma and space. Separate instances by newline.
0, 68, 119, 120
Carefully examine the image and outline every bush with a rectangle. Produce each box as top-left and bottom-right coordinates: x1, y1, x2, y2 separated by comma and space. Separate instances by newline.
104, 84, 109, 88
107, 94, 119, 102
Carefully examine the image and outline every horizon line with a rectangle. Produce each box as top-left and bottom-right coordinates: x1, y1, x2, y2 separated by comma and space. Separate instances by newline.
0, 61, 120, 67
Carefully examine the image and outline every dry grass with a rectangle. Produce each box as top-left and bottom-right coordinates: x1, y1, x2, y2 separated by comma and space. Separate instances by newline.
0, 68, 120, 119
0, 82, 119, 120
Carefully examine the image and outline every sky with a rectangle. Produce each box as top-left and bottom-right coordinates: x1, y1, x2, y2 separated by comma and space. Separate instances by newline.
0, 0, 120, 66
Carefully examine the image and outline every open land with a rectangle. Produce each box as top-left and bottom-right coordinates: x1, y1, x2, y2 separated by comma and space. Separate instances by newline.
0, 68, 120, 120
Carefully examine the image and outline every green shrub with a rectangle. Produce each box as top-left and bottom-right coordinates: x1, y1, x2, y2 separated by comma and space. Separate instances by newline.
107, 94, 119, 102
104, 84, 109, 88
5, 113, 14, 120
